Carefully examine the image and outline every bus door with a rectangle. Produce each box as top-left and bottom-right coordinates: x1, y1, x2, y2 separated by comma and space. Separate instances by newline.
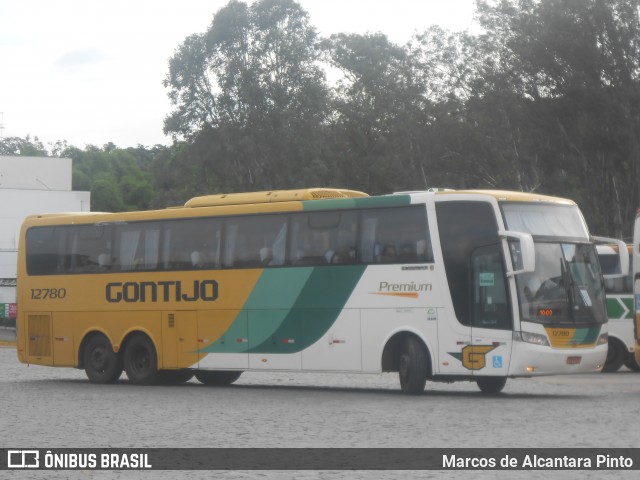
469, 243, 513, 378
435, 200, 513, 377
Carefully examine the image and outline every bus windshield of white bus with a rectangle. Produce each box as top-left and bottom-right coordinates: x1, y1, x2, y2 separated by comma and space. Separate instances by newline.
501, 203, 606, 326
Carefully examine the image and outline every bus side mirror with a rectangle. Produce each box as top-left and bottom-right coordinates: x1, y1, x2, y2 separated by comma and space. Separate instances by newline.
499, 230, 535, 276
592, 236, 629, 278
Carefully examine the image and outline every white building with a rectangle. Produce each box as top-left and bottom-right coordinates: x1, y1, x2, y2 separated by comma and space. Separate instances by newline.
0, 156, 90, 314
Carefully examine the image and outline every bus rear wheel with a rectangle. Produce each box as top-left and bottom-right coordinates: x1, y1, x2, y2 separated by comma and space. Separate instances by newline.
476, 376, 507, 394
195, 371, 242, 386
398, 337, 428, 395
124, 334, 159, 385
83, 334, 122, 384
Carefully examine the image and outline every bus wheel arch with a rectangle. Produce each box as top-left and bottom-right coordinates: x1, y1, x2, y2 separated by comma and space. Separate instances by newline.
381, 332, 431, 395
122, 331, 159, 385
79, 331, 123, 384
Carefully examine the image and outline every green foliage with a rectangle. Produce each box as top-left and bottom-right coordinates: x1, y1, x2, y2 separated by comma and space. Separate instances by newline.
62, 144, 155, 212
0, 135, 48, 156
162, 0, 330, 194
471, 0, 640, 238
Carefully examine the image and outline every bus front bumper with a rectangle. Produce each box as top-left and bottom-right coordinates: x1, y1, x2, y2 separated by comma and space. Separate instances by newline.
508, 340, 607, 376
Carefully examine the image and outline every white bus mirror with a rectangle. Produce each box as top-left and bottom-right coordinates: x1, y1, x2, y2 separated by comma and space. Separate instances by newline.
592, 236, 629, 278
499, 230, 535, 276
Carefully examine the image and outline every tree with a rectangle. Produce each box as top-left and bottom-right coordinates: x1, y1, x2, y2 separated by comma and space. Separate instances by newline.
61, 144, 155, 212
0, 135, 48, 156
323, 33, 432, 193
163, 0, 330, 193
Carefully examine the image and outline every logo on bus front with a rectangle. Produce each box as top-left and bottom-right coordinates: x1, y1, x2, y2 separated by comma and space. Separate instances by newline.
448, 345, 497, 370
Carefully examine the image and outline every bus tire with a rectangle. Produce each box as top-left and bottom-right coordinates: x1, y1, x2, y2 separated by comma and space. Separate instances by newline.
195, 370, 242, 386
623, 353, 640, 372
476, 376, 507, 394
83, 334, 122, 384
124, 334, 159, 385
398, 336, 428, 395
157, 369, 194, 385
603, 338, 626, 373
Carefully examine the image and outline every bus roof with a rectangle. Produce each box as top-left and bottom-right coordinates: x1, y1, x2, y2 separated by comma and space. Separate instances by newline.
21, 188, 576, 228
434, 189, 576, 205
184, 188, 368, 208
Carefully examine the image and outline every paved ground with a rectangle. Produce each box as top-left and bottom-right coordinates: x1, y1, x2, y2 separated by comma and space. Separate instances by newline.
1, 344, 639, 479
0, 327, 15, 343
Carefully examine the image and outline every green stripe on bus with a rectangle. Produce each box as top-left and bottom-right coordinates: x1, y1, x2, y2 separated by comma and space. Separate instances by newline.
573, 327, 600, 345
248, 265, 366, 353
199, 268, 313, 353
301, 195, 411, 211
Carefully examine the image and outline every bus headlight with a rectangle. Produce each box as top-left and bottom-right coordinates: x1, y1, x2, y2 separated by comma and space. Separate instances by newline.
514, 331, 550, 346
596, 333, 608, 346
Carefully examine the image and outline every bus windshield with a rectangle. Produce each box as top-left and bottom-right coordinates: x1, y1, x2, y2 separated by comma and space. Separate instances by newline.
515, 243, 606, 325
501, 203, 589, 241
502, 203, 606, 326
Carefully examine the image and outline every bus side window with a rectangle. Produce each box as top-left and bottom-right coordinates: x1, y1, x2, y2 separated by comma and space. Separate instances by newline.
359, 206, 432, 264
163, 218, 221, 270
68, 225, 113, 274
25, 226, 68, 275
289, 211, 357, 266
114, 223, 161, 271
223, 215, 287, 269
600, 250, 633, 294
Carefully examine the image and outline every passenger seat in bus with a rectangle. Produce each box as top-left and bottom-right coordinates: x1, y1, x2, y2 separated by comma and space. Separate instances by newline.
191, 251, 205, 268
376, 245, 397, 263
98, 253, 112, 271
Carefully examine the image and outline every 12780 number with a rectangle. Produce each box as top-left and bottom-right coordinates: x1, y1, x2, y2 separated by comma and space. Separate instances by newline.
30, 288, 67, 300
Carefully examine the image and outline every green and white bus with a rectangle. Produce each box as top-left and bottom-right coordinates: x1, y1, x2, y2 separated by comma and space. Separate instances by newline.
597, 244, 639, 372
632, 210, 640, 368
17, 188, 618, 394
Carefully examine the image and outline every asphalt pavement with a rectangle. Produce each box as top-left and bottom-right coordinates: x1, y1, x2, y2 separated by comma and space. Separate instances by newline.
1, 344, 639, 480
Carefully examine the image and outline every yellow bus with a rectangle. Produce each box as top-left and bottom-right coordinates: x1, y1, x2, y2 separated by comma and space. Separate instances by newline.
17, 188, 618, 394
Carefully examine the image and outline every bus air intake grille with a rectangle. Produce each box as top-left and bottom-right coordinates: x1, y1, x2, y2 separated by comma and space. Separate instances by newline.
310, 190, 346, 199
28, 314, 52, 357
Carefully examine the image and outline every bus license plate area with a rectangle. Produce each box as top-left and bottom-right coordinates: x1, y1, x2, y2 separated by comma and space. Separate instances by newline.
566, 356, 581, 365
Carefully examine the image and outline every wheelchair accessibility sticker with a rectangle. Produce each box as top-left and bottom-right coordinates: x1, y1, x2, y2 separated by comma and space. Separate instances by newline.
492, 355, 503, 369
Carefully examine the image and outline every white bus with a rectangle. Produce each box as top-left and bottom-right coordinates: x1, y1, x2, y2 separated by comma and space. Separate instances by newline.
17, 188, 620, 394
632, 211, 640, 369
597, 244, 639, 371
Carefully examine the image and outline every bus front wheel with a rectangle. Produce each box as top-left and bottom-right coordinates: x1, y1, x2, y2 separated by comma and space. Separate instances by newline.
195, 371, 242, 386
124, 334, 159, 385
603, 338, 626, 373
476, 376, 507, 394
83, 334, 122, 384
398, 337, 428, 395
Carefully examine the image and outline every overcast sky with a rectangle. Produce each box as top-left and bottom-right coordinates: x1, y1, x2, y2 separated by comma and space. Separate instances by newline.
0, 0, 477, 149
